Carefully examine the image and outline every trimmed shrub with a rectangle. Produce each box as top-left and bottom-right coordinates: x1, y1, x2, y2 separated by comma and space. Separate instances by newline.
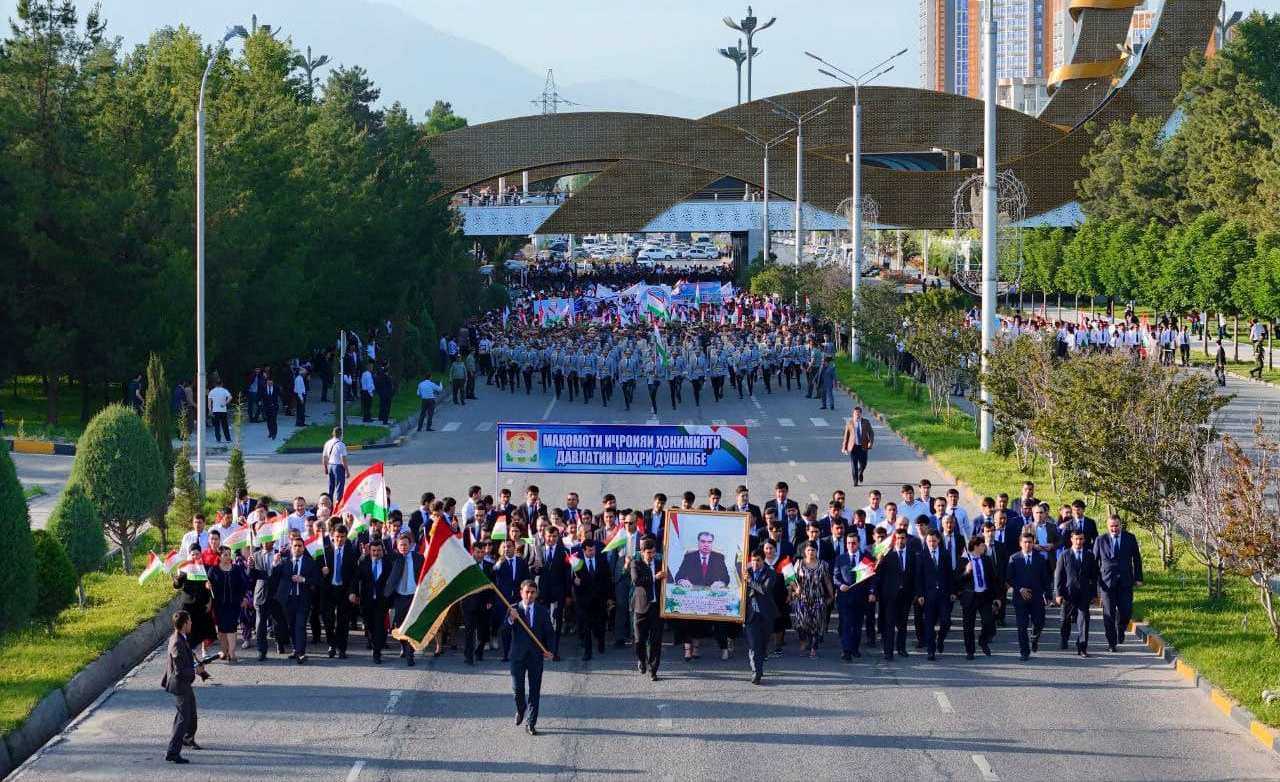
0, 445, 36, 632
32, 530, 77, 622
47, 482, 107, 606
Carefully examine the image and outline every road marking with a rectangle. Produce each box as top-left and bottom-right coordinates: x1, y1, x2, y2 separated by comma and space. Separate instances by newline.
933, 691, 954, 714
788, 460, 797, 466
712, 418, 727, 425
971, 754, 999, 781
541, 397, 556, 421
646, 417, 659, 425
780, 446, 789, 452
441, 422, 460, 432
656, 702, 674, 728
385, 689, 403, 713
810, 417, 829, 427
795, 474, 808, 483
475, 421, 493, 431
778, 418, 795, 427
744, 418, 759, 427
347, 760, 366, 782
578, 420, 594, 424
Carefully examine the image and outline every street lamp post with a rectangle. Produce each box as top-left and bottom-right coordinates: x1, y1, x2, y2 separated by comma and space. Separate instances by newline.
717, 39, 756, 106
736, 127, 795, 263
723, 6, 776, 102
765, 97, 835, 270
808, 47, 909, 362
196, 25, 247, 491
979, 1, 997, 452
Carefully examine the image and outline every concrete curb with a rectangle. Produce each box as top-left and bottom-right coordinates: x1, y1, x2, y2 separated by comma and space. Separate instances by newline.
279, 435, 406, 455
0, 594, 182, 778
2, 438, 75, 456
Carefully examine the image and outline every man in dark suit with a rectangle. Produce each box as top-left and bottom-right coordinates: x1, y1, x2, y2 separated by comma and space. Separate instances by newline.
840, 405, 875, 485
508, 580, 555, 735
1056, 529, 1099, 656
276, 537, 320, 663
1093, 515, 1143, 652
461, 543, 495, 665
494, 538, 532, 661
353, 539, 393, 663
1007, 533, 1050, 661
734, 486, 763, 536
917, 530, 955, 660
876, 529, 918, 660
260, 375, 280, 440
162, 610, 206, 763
609, 514, 643, 648
763, 481, 800, 528
631, 538, 665, 680
321, 524, 359, 658
742, 549, 778, 684
985, 517, 1012, 626
520, 486, 550, 527
642, 493, 668, 544
673, 531, 732, 587
572, 538, 611, 660
1066, 500, 1099, 548
833, 531, 875, 661
532, 526, 570, 660
385, 534, 422, 666
249, 540, 289, 660
407, 494, 432, 542
956, 537, 1000, 660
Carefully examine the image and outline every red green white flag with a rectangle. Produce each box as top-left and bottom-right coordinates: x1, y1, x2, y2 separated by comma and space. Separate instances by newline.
391, 517, 495, 650
602, 525, 628, 553
568, 553, 584, 572
256, 516, 288, 544
774, 555, 794, 576
224, 524, 252, 552
855, 556, 876, 583
304, 533, 325, 559
490, 520, 509, 541
161, 549, 182, 574
335, 462, 389, 534
780, 560, 798, 586
179, 561, 208, 582
873, 539, 892, 558
138, 552, 165, 585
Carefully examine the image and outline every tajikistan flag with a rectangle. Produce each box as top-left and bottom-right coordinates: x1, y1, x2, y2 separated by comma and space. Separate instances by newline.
602, 524, 629, 554
653, 324, 671, 368
256, 516, 288, 544
392, 517, 495, 650
304, 533, 325, 559
855, 556, 876, 583
161, 549, 183, 574
779, 559, 798, 586
490, 519, 508, 541
873, 539, 892, 558
179, 561, 208, 582
335, 462, 389, 536
224, 524, 253, 552
138, 552, 166, 585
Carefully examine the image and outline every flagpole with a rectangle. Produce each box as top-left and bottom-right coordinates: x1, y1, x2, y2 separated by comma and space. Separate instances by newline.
489, 583, 553, 657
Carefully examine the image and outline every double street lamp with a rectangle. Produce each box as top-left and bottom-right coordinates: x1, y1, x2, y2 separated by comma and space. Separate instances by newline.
807, 46, 908, 362
764, 96, 835, 270
196, 25, 248, 490
735, 126, 795, 263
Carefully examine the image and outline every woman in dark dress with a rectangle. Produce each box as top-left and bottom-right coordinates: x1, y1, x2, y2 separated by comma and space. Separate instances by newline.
174, 544, 217, 658
208, 545, 250, 662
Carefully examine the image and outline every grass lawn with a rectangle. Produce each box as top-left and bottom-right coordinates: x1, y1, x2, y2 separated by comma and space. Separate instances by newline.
1186, 354, 1280, 386
280, 423, 387, 452
0, 531, 173, 735
836, 354, 1280, 728
22, 484, 47, 501
387, 381, 421, 423
0, 376, 105, 442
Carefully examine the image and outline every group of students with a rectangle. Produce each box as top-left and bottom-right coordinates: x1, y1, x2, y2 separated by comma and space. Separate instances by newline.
166, 476, 1144, 684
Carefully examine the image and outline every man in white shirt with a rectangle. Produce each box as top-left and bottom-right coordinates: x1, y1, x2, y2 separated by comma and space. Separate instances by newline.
293, 368, 308, 427
416, 374, 442, 432
944, 488, 971, 538
359, 364, 376, 423
286, 496, 310, 540
462, 485, 481, 527
207, 377, 232, 443
322, 429, 348, 501
897, 485, 930, 537
179, 513, 210, 553
863, 489, 886, 528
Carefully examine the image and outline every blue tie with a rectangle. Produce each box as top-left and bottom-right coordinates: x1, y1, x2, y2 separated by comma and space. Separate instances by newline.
334, 547, 343, 586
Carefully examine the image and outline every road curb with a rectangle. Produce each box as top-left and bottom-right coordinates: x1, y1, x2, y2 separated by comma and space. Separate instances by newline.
2, 438, 75, 456
278, 435, 406, 455
1129, 620, 1280, 757
0, 594, 181, 778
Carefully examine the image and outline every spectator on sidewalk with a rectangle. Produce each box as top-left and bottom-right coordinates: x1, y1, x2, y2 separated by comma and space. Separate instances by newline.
375, 365, 394, 424
360, 363, 375, 423
323, 429, 349, 502
208, 375, 232, 443
294, 367, 309, 427
450, 355, 467, 406
416, 374, 442, 432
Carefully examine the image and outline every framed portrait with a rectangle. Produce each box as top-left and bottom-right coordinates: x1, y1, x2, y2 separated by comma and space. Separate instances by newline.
659, 509, 750, 623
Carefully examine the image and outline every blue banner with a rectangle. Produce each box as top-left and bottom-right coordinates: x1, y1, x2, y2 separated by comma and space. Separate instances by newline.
672, 282, 724, 304
497, 423, 749, 475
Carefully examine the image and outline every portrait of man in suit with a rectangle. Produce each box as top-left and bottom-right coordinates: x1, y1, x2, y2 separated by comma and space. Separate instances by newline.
660, 510, 750, 623
674, 531, 731, 588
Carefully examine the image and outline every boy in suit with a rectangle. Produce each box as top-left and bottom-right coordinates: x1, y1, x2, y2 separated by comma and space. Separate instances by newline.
630, 538, 665, 680
572, 538, 611, 660
956, 537, 1000, 659
1007, 533, 1050, 661
162, 611, 206, 763
1093, 515, 1143, 651
494, 538, 532, 661
1056, 529, 1099, 656
353, 539, 393, 663
508, 580, 555, 735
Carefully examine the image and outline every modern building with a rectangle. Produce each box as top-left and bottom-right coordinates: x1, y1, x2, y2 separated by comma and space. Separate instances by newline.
920, 0, 1053, 112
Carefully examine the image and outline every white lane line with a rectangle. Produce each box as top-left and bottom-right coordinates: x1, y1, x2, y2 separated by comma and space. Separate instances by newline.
779, 446, 789, 452
971, 754, 999, 781
933, 691, 954, 714
778, 418, 795, 427
475, 421, 493, 431
744, 418, 759, 427
385, 689, 403, 713
578, 420, 594, 424
442, 422, 461, 432
541, 397, 556, 421
810, 417, 829, 427
712, 418, 727, 425
646, 417, 659, 425
347, 760, 366, 782
795, 474, 808, 483
788, 460, 797, 466
656, 702, 674, 728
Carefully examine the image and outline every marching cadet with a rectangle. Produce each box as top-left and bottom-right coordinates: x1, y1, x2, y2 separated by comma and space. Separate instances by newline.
688, 346, 707, 408
654, 343, 674, 411
710, 342, 729, 402
551, 343, 565, 399
538, 342, 551, 393
744, 338, 761, 397
761, 337, 777, 394
520, 341, 535, 394
644, 350, 662, 415
580, 345, 597, 404
621, 346, 640, 411
599, 344, 616, 407
669, 349, 687, 410
566, 342, 580, 402
805, 337, 823, 399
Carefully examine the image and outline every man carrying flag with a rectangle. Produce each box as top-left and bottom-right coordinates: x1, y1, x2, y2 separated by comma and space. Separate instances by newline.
335, 462, 388, 539
743, 549, 779, 685
834, 530, 878, 661
652, 324, 670, 369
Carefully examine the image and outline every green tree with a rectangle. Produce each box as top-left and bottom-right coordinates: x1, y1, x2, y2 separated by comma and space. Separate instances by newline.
167, 440, 202, 542
31, 529, 77, 624
423, 99, 467, 135
0, 444, 37, 632
223, 401, 248, 500
1058, 221, 1103, 305
850, 283, 901, 367
1199, 218, 1253, 316
46, 482, 106, 606
70, 405, 167, 572
142, 352, 173, 540
1077, 115, 1182, 227
899, 288, 978, 418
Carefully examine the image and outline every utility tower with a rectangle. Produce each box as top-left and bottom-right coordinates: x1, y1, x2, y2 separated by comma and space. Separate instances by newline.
531, 69, 579, 115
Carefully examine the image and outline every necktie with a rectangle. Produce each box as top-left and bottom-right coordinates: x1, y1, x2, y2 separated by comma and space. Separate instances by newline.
1113, 535, 1120, 556
587, 559, 594, 574
293, 559, 301, 596
899, 550, 905, 571
650, 563, 657, 602
527, 605, 534, 627
334, 547, 343, 586
545, 546, 551, 563
933, 551, 939, 569
511, 559, 517, 583
701, 555, 708, 580
1076, 551, 1082, 565
975, 558, 985, 590
374, 560, 381, 582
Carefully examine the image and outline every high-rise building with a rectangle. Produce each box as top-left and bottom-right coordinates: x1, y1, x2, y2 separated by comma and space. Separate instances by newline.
919, 0, 1053, 112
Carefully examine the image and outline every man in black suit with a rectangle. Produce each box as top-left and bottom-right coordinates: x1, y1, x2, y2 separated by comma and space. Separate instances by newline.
1093, 515, 1143, 652
494, 538, 532, 661
407, 493, 432, 542
1007, 533, 1050, 661
508, 580, 555, 735
1056, 529, 1098, 656
1066, 500, 1099, 548
520, 485, 550, 527
673, 531, 732, 587
956, 537, 1000, 660
742, 549, 779, 684
353, 539, 393, 663
833, 531, 875, 661
630, 538, 665, 680
532, 526, 570, 660
572, 538, 610, 660
386, 534, 422, 666
985, 517, 1012, 627
734, 485, 763, 536
763, 481, 800, 530
276, 537, 320, 663
260, 374, 280, 440
461, 542, 495, 665
321, 524, 359, 658
249, 540, 289, 660
801, 523, 837, 567
876, 529, 918, 660
642, 493, 668, 543
917, 530, 955, 660
162, 610, 206, 763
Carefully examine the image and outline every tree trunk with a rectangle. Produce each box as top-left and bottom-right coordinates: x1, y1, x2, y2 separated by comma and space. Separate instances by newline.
1260, 585, 1279, 642
45, 374, 59, 426
76, 579, 86, 609
1233, 314, 1239, 362
1204, 311, 1211, 356
120, 536, 133, 575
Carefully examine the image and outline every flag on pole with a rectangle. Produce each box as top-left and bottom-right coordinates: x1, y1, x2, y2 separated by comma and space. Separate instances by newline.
602, 525, 628, 553
872, 538, 892, 558
780, 559, 798, 586
491, 519, 509, 541
335, 462, 388, 535
304, 533, 325, 559
644, 288, 669, 321
179, 561, 208, 582
224, 524, 252, 553
522, 532, 537, 548
391, 517, 496, 650
568, 553, 584, 572
653, 324, 670, 368
161, 549, 183, 574
854, 556, 876, 583
773, 555, 793, 576
256, 515, 288, 544
138, 552, 165, 585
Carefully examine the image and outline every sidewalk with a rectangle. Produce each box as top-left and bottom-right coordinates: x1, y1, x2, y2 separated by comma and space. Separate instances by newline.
176, 378, 338, 457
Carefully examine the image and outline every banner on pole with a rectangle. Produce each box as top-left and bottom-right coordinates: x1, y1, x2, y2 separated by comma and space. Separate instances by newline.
496, 423, 749, 476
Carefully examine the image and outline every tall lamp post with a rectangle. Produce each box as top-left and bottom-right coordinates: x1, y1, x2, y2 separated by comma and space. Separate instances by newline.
807, 47, 909, 362
765, 96, 835, 270
736, 126, 795, 263
196, 25, 248, 491
979, 1, 997, 452
723, 6, 776, 102
717, 39, 757, 105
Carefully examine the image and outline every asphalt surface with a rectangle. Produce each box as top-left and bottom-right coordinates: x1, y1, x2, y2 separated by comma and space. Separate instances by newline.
10, 380, 1280, 780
